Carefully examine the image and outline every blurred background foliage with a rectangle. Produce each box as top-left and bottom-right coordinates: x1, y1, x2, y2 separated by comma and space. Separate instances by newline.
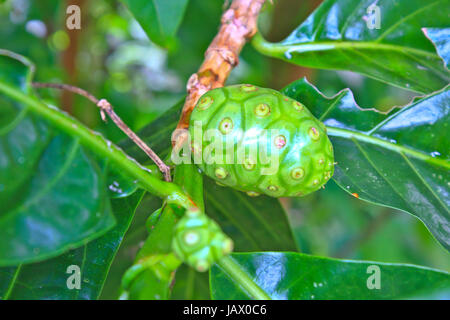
0, 0, 448, 298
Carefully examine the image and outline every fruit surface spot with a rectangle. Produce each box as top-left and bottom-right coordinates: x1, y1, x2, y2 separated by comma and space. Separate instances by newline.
243, 158, 256, 170
183, 231, 200, 246
308, 127, 320, 140
254, 103, 270, 117
222, 239, 234, 254
241, 84, 257, 92
196, 260, 209, 272
293, 101, 304, 111
291, 167, 305, 180
219, 117, 233, 134
198, 96, 213, 110
215, 167, 228, 179
274, 135, 287, 148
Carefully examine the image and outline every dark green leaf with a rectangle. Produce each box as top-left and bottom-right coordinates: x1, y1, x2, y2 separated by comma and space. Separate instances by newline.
253, 0, 450, 93
0, 51, 115, 265
211, 252, 450, 299
119, 0, 189, 49
0, 191, 144, 300
204, 178, 297, 252
283, 78, 450, 251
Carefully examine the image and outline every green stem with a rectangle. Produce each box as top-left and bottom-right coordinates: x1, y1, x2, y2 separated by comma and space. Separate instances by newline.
0, 81, 191, 208
217, 255, 271, 300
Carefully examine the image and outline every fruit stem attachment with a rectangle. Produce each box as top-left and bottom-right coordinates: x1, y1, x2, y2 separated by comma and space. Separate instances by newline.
216, 255, 271, 300
32, 82, 172, 182
174, 0, 266, 146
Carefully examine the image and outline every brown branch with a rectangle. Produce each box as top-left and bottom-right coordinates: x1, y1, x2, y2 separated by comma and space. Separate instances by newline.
32, 82, 172, 182
174, 0, 266, 142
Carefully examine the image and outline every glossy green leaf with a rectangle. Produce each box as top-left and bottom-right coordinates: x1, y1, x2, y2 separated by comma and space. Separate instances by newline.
253, 0, 450, 93
0, 51, 115, 265
0, 191, 144, 300
204, 178, 297, 252
119, 0, 189, 49
210, 252, 450, 299
424, 28, 450, 68
283, 78, 450, 251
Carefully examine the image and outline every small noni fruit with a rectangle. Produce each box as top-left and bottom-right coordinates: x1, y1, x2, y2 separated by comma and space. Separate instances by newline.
172, 207, 233, 272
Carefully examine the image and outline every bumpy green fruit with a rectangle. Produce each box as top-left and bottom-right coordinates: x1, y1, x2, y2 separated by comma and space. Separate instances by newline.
188, 84, 334, 197
172, 208, 233, 272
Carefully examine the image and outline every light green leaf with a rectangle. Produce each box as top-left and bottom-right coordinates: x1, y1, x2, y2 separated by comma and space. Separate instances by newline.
120, 0, 189, 49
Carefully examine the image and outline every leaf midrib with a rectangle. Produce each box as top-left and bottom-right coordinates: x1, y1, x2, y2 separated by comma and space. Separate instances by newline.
326, 126, 450, 169
2, 264, 21, 300
262, 39, 440, 60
